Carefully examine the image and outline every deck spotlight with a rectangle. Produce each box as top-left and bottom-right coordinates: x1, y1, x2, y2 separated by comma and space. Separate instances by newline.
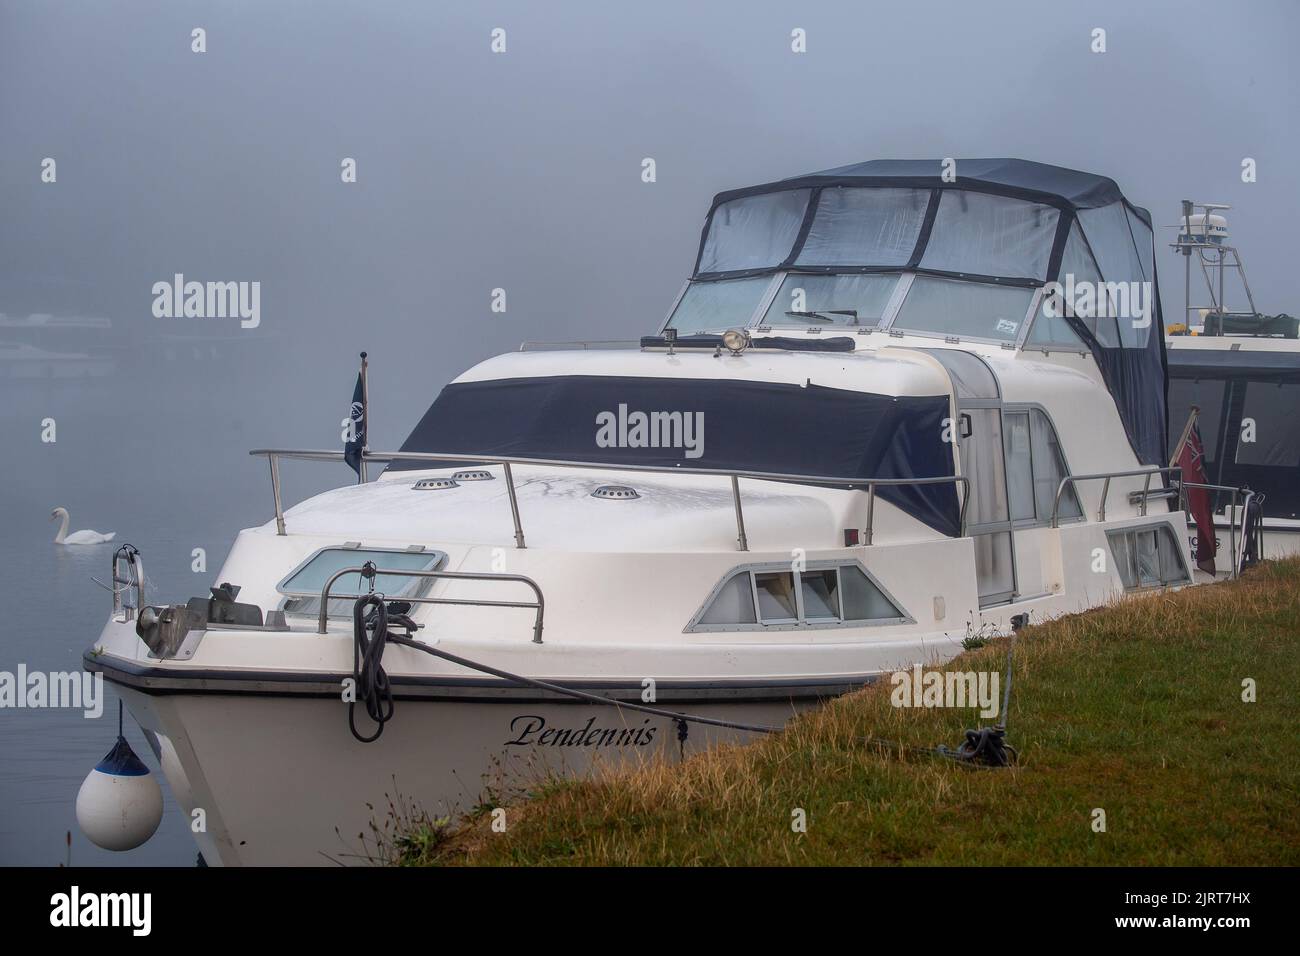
721, 328, 751, 354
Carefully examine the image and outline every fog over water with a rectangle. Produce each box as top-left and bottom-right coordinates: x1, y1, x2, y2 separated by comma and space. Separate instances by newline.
1, 0, 1296, 864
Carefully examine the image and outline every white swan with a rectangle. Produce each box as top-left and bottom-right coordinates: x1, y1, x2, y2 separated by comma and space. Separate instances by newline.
51, 507, 115, 545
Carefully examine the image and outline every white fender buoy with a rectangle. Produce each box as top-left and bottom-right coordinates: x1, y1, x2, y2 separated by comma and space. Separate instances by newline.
76, 735, 163, 851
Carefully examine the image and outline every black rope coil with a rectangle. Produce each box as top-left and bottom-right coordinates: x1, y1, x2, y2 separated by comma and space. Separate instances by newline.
349, 594, 395, 743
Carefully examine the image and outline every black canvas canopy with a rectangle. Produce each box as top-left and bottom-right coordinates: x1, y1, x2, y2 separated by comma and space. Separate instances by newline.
391, 374, 962, 536
691, 158, 1169, 469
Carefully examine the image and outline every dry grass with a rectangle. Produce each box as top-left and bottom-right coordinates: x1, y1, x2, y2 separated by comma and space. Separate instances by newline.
397, 559, 1300, 866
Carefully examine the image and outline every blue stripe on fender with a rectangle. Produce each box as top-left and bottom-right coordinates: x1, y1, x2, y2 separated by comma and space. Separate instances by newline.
93, 736, 151, 777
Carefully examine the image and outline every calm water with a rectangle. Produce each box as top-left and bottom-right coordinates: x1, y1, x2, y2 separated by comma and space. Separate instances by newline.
0, 349, 344, 866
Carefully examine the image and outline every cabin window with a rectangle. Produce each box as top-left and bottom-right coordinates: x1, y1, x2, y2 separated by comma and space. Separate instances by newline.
696, 571, 757, 626
1005, 413, 1036, 522
698, 189, 812, 274
1107, 524, 1190, 590
666, 276, 771, 333
276, 547, 445, 618
893, 276, 1034, 342
1002, 408, 1081, 523
754, 571, 799, 623
840, 563, 905, 620
688, 562, 909, 632
763, 273, 899, 327
1235, 382, 1300, 467
919, 191, 1059, 280
799, 568, 840, 621
795, 187, 928, 267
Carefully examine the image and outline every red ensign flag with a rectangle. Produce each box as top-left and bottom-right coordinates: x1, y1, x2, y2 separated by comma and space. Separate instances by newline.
1177, 422, 1218, 574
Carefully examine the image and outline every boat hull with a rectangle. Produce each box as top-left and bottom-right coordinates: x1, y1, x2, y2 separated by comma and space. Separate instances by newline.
100, 669, 842, 866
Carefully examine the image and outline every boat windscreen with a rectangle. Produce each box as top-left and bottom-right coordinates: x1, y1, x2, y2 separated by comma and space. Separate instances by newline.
666, 276, 770, 333
763, 273, 899, 328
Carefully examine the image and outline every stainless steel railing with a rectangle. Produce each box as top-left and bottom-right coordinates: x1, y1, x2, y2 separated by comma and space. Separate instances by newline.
1049, 468, 1258, 579
317, 564, 545, 642
1050, 467, 1183, 529
1177, 482, 1259, 578
249, 448, 970, 552
110, 545, 145, 622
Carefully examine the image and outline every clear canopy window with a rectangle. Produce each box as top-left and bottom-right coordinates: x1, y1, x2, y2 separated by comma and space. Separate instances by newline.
919, 191, 1059, 280
1028, 222, 1100, 348
893, 276, 1035, 342
1026, 307, 1086, 349
1125, 207, 1155, 285
683, 159, 1169, 471
666, 276, 770, 333
697, 189, 811, 274
763, 273, 899, 327
1077, 201, 1151, 348
794, 187, 928, 267
1055, 221, 1118, 347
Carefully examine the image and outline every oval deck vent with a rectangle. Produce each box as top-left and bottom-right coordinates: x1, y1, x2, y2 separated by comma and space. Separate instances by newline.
591, 484, 640, 500
412, 477, 459, 490
451, 469, 495, 481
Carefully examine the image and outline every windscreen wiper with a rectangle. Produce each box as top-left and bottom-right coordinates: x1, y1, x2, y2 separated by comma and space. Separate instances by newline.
784, 309, 860, 325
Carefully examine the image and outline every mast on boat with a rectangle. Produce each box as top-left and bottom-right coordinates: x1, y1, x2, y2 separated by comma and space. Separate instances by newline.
1169, 200, 1273, 335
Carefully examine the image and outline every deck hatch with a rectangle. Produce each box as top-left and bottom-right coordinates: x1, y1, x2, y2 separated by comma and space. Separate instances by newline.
276, 546, 447, 618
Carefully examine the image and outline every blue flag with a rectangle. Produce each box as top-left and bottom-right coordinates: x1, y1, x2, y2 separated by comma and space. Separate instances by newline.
344, 371, 366, 476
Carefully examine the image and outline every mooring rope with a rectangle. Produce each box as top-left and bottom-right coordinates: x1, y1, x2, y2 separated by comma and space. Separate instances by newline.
347, 593, 396, 743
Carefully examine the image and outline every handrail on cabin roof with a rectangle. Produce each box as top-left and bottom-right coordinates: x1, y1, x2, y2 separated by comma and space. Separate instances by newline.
248, 447, 970, 550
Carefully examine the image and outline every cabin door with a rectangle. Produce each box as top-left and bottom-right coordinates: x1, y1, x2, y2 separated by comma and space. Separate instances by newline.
916, 349, 1020, 607
958, 407, 1018, 606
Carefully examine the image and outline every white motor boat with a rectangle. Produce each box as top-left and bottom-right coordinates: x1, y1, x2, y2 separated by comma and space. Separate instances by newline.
87, 159, 1209, 866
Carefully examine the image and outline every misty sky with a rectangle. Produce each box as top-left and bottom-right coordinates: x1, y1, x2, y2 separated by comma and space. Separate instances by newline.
2, 0, 1298, 473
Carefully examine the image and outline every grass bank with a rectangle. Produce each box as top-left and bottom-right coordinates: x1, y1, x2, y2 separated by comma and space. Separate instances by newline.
398, 559, 1300, 866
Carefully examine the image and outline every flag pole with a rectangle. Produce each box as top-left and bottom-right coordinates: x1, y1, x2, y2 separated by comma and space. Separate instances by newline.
359, 351, 369, 483
1169, 404, 1199, 470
